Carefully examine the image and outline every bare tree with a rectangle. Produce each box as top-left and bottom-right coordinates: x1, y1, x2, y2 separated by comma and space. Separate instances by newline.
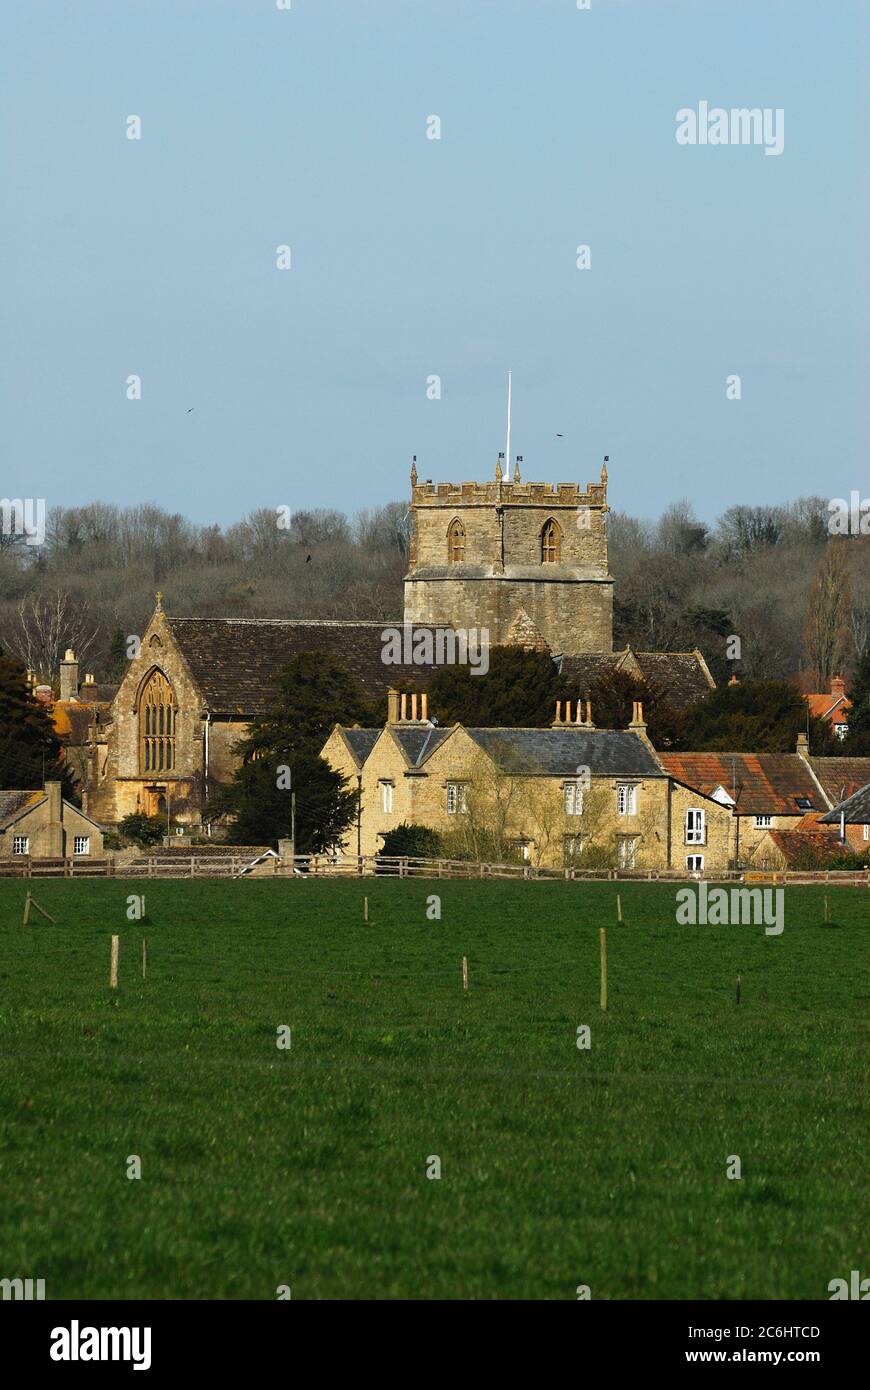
3, 590, 101, 683
802, 541, 853, 685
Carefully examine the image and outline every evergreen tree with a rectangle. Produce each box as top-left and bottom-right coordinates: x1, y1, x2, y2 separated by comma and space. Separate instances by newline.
572, 668, 683, 748
216, 651, 364, 849
676, 680, 835, 753
221, 752, 357, 852
0, 651, 76, 794
842, 652, 870, 751
429, 647, 558, 727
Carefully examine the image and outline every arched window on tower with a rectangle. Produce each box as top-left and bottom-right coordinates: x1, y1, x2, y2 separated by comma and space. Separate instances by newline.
447, 518, 466, 563
541, 518, 561, 564
139, 670, 176, 773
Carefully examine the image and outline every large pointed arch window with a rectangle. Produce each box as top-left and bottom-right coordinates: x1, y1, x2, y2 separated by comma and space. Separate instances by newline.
447, 518, 466, 563
139, 670, 176, 773
542, 518, 561, 563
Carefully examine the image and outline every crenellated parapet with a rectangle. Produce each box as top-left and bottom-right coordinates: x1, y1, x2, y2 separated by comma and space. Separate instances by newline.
410, 475, 608, 510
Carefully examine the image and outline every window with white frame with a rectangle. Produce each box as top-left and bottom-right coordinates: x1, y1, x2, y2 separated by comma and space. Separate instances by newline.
864, 824, 869, 841
379, 780, 394, 814
835, 723, 848, 741
617, 836, 638, 869
686, 855, 704, 873
73, 836, 90, 856
564, 781, 584, 816
446, 782, 467, 814
685, 808, 705, 845
755, 815, 772, 829
12, 835, 29, 855
616, 784, 637, 816
563, 834, 584, 865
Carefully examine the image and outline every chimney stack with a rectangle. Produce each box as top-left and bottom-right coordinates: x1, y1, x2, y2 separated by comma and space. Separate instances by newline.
387, 689, 399, 725
796, 731, 809, 758
831, 673, 846, 697
629, 701, 646, 731
59, 648, 79, 702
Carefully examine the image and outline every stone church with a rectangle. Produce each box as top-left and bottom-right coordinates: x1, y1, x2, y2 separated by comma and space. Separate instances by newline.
83, 458, 714, 827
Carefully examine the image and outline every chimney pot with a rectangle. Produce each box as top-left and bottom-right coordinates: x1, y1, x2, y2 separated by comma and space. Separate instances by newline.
411, 692, 418, 721
400, 693, 408, 721
421, 692, 428, 722
59, 648, 79, 702
387, 688, 399, 725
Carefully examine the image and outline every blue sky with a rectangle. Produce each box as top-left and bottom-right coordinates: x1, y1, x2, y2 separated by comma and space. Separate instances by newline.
2, 0, 866, 527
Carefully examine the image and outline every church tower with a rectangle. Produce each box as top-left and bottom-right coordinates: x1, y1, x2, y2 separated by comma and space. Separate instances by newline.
403, 455, 613, 655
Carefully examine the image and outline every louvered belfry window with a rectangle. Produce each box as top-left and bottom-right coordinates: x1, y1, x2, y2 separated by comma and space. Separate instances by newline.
447, 518, 466, 563
542, 519, 561, 563
140, 670, 175, 773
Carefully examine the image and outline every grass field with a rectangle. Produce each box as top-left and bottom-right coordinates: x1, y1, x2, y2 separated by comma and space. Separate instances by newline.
0, 877, 867, 1300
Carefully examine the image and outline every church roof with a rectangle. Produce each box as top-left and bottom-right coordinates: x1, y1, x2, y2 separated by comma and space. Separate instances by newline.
166, 618, 437, 715
558, 649, 715, 710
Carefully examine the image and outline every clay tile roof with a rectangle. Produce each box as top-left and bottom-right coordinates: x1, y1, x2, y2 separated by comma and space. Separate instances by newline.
808, 757, 870, 804
166, 618, 439, 715
763, 826, 843, 864
659, 752, 822, 816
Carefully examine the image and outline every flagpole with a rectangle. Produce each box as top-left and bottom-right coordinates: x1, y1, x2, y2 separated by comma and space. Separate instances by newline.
505, 370, 512, 480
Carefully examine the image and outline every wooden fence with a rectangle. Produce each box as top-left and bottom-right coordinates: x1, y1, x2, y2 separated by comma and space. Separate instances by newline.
0, 853, 869, 886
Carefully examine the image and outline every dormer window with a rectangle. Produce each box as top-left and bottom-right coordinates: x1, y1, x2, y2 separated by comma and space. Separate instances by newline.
542, 518, 561, 563
447, 518, 465, 563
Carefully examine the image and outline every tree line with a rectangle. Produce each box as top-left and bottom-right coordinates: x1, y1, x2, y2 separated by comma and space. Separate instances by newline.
0, 494, 867, 691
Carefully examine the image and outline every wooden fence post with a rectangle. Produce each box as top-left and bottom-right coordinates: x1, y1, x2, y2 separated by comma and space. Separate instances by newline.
110, 935, 120, 989
599, 928, 607, 1011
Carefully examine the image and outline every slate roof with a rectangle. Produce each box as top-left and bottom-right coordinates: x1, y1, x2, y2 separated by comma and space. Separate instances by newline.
167, 618, 439, 715
808, 757, 870, 805
340, 729, 382, 766
77, 683, 117, 704
0, 791, 44, 827
820, 781, 870, 823
659, 753, 823, 816
464, 727, 662, 777
328, 724, 660, 777
558, 649, 714, 709
391, 726, 452, 767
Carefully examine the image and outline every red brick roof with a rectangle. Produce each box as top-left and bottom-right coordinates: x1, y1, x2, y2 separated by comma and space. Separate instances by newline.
761, 826, 843, 865
808, 757, 870, 804
659, 752, 822, 816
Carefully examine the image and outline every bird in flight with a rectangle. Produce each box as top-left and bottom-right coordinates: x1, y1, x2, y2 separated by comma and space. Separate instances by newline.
556, 433, 564, 438
186, 408, 194, 414
305, 554, 312, 563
